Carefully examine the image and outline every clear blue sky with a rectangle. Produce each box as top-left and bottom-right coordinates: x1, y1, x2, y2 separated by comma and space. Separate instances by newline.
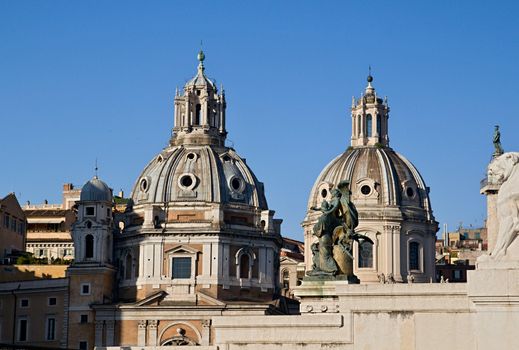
1, 1, 518, 239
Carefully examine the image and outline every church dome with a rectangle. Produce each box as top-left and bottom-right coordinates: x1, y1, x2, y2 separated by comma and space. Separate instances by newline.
303, 75, 438, 284
131, 145, 268, 209
80, 177, 112, 202
307, 147, 434, 221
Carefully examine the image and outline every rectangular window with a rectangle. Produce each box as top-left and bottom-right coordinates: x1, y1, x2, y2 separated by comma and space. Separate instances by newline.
454, 270, 462, 280
4, 215, 10, 228
79, 341, 88, 350
80, 314, 88, 324
171, 257, 192, 279
85, 206, 95, 216
358, 241, 374, 268
11, 219, 17, 232
18, 319, 28, 341
46, 318, 56, 340
409, 242, 420, 271
18, 220, 24, 234
48, 297, 57, 306
80, 283, 90, 295
20, 299, 29, 308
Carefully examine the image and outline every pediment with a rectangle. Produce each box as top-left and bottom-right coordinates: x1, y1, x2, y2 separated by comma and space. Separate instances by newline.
134, 290, 167, 306
164, 245, 200, 255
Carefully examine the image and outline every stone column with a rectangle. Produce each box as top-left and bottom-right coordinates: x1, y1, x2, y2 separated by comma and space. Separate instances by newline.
137, 320, 147, 346
373, 112, 379, 138
148, 320, 158, 346
94, 321, 104, 347
105, 320, 115, 346
201, 319, 211, 346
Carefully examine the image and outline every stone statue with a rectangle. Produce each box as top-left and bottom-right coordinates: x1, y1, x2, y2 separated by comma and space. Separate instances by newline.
307, 180, 372, 280
487, 152, 519, 259
493, 125, 504, 157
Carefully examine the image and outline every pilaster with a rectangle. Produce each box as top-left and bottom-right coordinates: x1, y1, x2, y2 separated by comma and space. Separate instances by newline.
137, 320, 147, 346
95, 320, 104, 347
147, 320, 158, 346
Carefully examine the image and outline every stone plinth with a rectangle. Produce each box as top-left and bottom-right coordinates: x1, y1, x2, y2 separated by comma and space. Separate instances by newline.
468, 260, 519, 350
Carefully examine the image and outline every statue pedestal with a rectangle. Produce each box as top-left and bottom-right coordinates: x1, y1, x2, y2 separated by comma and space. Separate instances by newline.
468, 255, 519, 349
295, 278, 357, 314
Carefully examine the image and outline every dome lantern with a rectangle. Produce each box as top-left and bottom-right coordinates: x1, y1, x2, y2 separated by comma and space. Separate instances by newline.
350, 73, 390, 147
171, 51, 227, 147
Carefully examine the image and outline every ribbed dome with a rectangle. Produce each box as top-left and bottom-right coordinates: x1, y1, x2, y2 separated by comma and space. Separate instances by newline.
131, 145, 268, 209
307, 147, 434, 221
80, 177, 112, 202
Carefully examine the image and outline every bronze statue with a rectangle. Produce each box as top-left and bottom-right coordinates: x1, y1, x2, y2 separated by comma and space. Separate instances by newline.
307, 180, 372, 280
494, 125, 504, 157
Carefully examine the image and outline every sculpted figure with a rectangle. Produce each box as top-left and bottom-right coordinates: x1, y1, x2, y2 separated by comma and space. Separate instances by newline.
309, 199, 340, 275
308, 180, 372, 278
489, 152, 519, 259
493, 125, 504, 157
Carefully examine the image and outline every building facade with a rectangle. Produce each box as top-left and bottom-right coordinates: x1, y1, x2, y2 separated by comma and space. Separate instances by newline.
23, 183, 80, 262
302, 75, 438, 283
0, 193, 27, 263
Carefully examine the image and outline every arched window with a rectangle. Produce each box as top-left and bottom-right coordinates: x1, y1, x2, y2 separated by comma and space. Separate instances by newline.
85, 234, 94, 259
357, 115, 362, 135
194, 104, 201, 125
239, 254, 250, 279
125, 254, 132, 280
376, 115, 381, 136
282, 270, 290, 289
409, 241, 420, 270
358, 241, 373, 268
366, 114, 372, 137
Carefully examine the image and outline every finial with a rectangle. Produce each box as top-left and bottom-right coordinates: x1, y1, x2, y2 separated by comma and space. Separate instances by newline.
197, 40, 205, 63
175, 87, 179, 96
94, 158, 98, 179
367, 65, 373, 83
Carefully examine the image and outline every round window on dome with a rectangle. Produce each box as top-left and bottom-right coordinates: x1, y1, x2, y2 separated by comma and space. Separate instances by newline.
321, 189, 328, 198
360, 185, 371, 196
140, 178, 149, 192
181, 175, 193, 187
178, 173, 197, 190
231, 178, 241, 190
186, 153, 196, 160
406, 187, 415, 198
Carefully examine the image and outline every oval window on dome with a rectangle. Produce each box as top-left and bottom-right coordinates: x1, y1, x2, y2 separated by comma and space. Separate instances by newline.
181, 175, 193, 187
321, 189, 328, 198
140, 178, 149, 192
231, 178, 241, 190
360, 185, 371, 196
186, 152, 196, 160
406, 187, 415, 198
229, 176, 244, 193
178, 173, 197, 190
